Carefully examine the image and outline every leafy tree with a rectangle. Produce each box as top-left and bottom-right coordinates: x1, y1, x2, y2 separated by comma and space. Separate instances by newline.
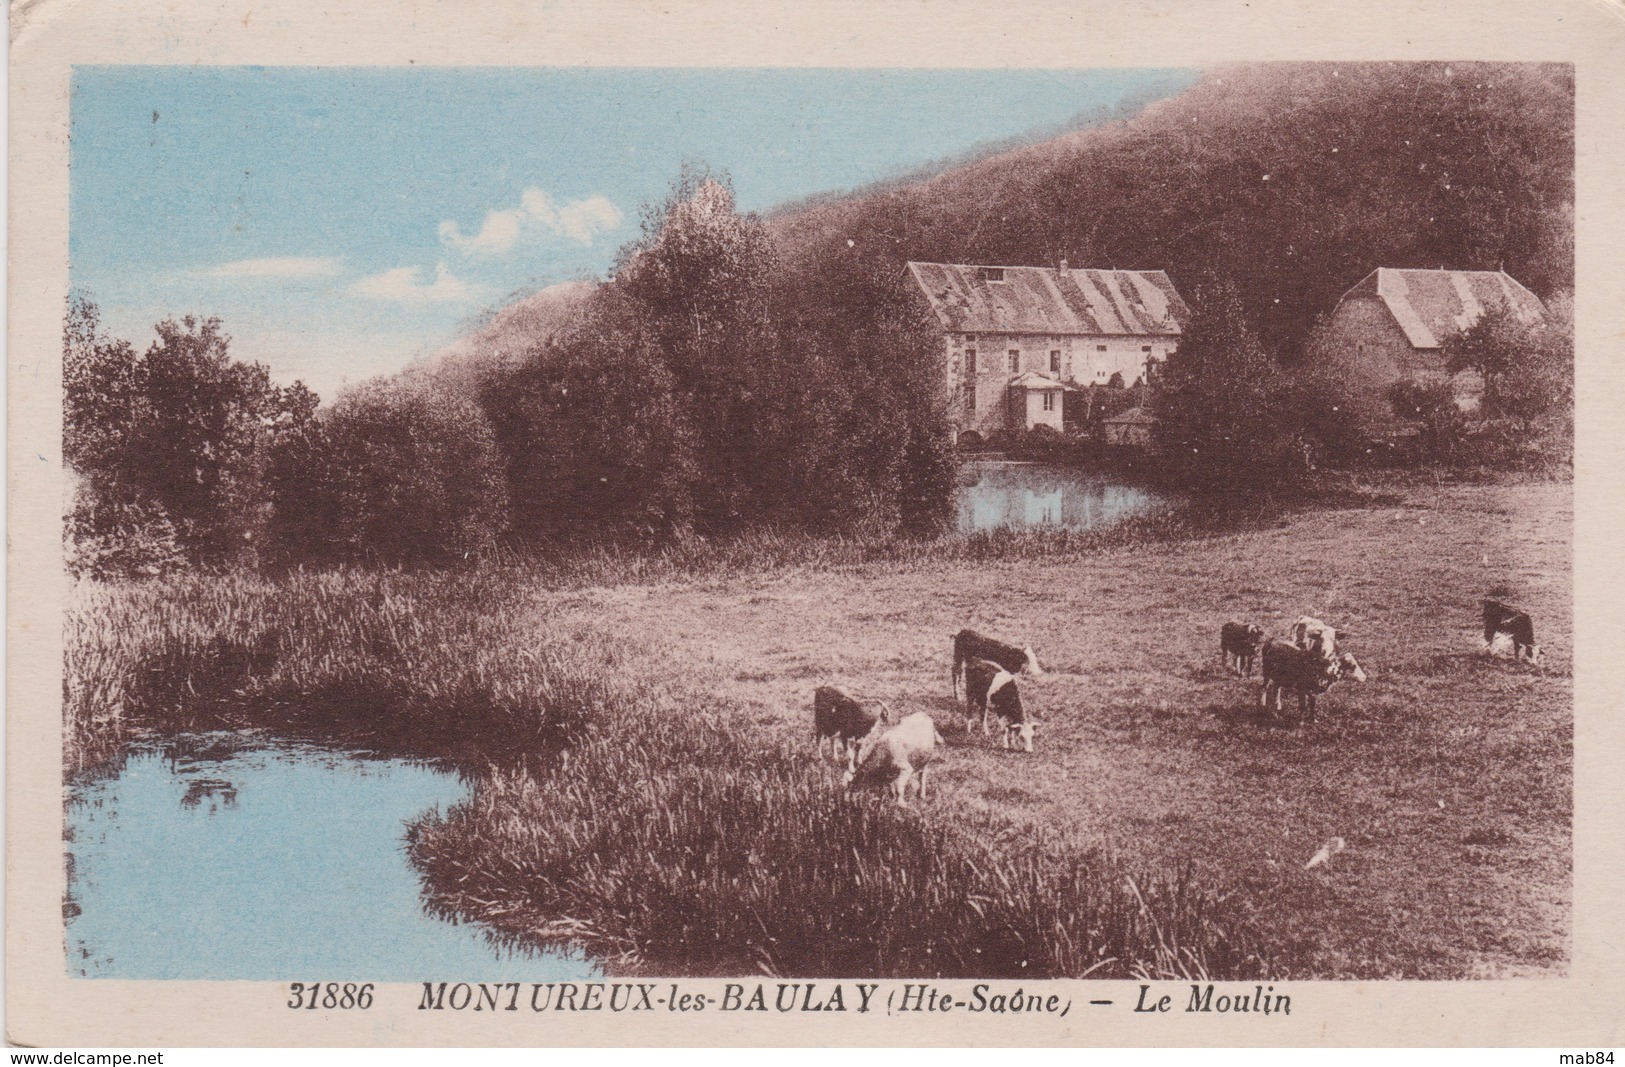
64, 295, 143, 482
1442, 292, 1572, 433
313, 381, 511, 563
64, 298, 316, 572
127, 316, 291, 562
64, 493, 186, 580
1154, 281, 1305, 492
489, 290, 701, 544
1386, 377, 1465, 463
472, 166, 956, 544
1292, 319, 1393, 465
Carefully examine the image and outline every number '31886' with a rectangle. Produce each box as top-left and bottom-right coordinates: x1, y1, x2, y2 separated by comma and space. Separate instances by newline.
288, 982, 374, 1009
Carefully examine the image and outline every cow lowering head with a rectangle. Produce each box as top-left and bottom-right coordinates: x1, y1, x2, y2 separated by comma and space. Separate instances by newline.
1335, 652, 1367, 683
1004, 721, 1037, 752
1022, 647, 1044, 676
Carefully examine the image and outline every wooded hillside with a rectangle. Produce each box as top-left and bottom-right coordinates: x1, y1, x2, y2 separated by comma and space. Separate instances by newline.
769, 62, 1573, 356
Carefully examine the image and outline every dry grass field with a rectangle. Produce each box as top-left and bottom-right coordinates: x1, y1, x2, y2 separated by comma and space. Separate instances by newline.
534, 481, 1571, 979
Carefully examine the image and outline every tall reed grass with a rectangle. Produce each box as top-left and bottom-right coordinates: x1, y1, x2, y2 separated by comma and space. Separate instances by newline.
67, 565, 1264, 979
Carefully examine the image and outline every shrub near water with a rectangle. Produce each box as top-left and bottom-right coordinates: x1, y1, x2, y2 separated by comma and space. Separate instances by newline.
64, 569, 617, 774
408, 731, 1259, 978
68, 567, 1261, 980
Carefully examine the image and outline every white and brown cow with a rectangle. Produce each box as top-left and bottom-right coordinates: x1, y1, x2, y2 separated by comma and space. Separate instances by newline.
843, 711, 944, 805
951, 628, 1042, 699
962, 658, 1038, 751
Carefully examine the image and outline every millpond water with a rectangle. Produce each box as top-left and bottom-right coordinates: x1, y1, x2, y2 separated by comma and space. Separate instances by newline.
955, 460, 1171, 533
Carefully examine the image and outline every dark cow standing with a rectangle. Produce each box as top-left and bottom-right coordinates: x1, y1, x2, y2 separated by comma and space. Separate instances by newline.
951, 628, 1042, 699
962, 658, 1037, 751
1259, 639, 1367, 721
1220, 621, 1265, 676
812, 686, 889, 769
1482, 599, 1540, 663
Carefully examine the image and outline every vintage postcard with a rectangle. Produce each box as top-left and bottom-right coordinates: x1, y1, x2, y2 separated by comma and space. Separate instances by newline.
8, 0, 1625, 1049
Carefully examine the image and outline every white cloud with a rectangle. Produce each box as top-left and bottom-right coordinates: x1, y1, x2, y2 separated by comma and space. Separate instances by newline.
202, 257, 345, 278
351, 262, 479, 304
440, 188, 624, 255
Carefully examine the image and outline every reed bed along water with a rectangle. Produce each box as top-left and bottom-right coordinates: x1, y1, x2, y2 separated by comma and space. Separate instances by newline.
66, 564, 1263, 980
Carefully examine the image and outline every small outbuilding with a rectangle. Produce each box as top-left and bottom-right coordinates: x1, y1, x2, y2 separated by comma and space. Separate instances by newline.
1005, 371, 1069, 432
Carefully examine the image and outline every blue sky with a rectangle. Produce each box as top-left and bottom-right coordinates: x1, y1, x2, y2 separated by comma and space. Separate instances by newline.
72, 67, 1196, 399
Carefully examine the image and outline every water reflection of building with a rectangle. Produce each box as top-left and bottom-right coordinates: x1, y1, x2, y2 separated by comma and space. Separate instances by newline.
956, 462, 1162, 533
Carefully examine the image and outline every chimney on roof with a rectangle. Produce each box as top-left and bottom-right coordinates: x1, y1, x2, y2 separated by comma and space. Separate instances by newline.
1059, 257, 1068, 274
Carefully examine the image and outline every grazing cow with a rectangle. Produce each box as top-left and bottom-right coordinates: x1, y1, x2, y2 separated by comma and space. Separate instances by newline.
1220, 621, 1265, 676
951, 628, 1042, 699
1260, 639, 1367, 720
812, 686, 890, 769
1482, 599, 1540, 663
843, 712, 944, 805
1290, 616, 1338, 661
963, 658, 1038, 751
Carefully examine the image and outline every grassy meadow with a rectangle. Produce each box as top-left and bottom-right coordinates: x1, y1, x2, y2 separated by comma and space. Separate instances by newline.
66, 478, 1569, 979
65, 558, 1257, 980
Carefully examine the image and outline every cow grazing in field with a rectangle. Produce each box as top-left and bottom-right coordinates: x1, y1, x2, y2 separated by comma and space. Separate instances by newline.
843, 712, 944, 805
1220, 621, 1265, 676
1482, 599, 1540, 663
1259, 639, 1367, 721
812, 686, 890, 769
962, 658, 1038, 751
951, 628, 1042, 699
1290, 616, 1338, 661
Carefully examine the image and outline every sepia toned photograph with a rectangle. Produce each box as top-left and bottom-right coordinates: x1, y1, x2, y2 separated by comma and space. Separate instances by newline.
55, 57, 1575, 989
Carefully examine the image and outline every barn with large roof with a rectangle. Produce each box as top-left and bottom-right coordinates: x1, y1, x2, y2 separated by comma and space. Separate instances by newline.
1322, 268, 1547, 400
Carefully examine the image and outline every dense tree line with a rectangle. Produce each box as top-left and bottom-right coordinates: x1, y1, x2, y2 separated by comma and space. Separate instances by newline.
65, 170, 956, 574
474, 168, 954, 545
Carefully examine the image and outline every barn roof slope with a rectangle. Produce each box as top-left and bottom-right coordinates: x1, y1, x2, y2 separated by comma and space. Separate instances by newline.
1339, 268, 1546, 350
907, 263, 1190, 337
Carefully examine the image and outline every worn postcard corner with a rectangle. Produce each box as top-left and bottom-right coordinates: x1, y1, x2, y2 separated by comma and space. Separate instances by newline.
8, 0, 1625, 1050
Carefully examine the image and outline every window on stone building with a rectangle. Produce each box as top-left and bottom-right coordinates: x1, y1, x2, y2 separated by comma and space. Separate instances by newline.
1097, 344, 1108, 352
967, 386, 976, 412
965, 348, 977, 376
982, 267, 1005, 283
1050, 350, 1061, 373
1042, 393, 1055, 412
1009, 350, 1020, 372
